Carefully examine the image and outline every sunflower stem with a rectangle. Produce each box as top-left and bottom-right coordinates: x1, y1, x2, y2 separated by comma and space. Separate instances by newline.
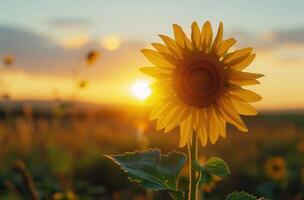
188, 132, 199, 200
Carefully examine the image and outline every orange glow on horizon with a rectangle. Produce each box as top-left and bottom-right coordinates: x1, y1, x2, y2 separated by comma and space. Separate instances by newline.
1, 40, 304, 110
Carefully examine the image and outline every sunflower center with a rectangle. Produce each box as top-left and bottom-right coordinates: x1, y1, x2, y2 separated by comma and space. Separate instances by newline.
187, 68, 213, 93
272, 164, 281, 172
173, 55, 226, 108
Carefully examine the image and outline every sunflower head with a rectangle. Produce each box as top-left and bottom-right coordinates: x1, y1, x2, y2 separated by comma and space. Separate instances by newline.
86, 50, 100, 65
264, 156, 287, 182
297, 140, 304, 154
3, 54, 14, 66
202, 174, 221, 193
140, 21, 263, 147
301, 168, 304, 185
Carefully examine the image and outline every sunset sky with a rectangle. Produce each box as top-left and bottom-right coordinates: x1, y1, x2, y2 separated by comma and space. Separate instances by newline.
0, 0, 304, 110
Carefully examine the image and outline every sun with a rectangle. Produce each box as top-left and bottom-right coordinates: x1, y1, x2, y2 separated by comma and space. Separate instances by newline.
132, 80, 151, 100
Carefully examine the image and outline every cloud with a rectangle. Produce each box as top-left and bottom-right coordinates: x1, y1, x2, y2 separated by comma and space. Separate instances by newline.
227, 27, 304, 65
230, 27, 304, 49
0, 26, 147, 77
1, 24, 304, 78
0, 26, 78, 74
1, 25, 304, 108
270, 28, 304, 44
48, 17, 91, 30
0, 26, 151, 105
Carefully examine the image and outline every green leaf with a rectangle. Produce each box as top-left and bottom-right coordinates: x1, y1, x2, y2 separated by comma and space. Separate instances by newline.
194, 157, 230, 177
227, 191, 269, 200
199, 172, 213, 184
105, 149, 186, 200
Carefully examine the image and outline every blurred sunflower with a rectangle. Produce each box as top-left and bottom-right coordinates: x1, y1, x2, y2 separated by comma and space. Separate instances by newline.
297, 141, 304, 154
3, 54, 14, 66
201, 175, 221, 193
78, 79, 88, 89
52, 191, 78, 200
86, 50, 100, 65
140, 21, 263, 147
301, 168, 304, 185
53, 192, 63, 200
265, 156, 288, 182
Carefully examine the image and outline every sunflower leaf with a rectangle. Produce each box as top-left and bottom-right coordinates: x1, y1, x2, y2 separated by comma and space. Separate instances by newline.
193, 156, 230, 178
193, 157, 230, 185
226, 191, 269, 200
105, 149, 186, 200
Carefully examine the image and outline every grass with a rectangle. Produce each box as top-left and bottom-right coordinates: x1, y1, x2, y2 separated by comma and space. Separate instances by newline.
0, 102, 304, 199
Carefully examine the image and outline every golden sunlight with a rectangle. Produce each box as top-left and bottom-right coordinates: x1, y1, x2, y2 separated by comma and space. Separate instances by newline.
99, 35, 121, 51
131, 80, 151, 100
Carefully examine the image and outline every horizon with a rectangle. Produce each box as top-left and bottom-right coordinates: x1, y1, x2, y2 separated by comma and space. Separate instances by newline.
0, 0, 304, 110
2, 99, 304, 113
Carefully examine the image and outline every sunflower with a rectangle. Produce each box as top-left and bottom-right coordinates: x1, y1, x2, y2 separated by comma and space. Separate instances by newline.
264, 156, 287, 182
3, 54, 14, 66
201, 175, 221, 194
86, 50, 100, 66
140, 21, 263, 147
301, 168, 304, 185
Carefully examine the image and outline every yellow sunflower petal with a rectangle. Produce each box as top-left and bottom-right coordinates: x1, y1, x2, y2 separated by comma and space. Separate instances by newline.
228, 87, 262, 102
229, 53, 256, 71
207, 107, 220, 144
191, 21, 201, 52
231, 79, 260, 86
149, 103, 164, 121
228, 70, 264, 79
217, 95, 248, 132
156, 99, 180, 130
230, 95, 258, 116
156, 114, 168, 131
151, 43, 171, 55
179, 114, 194, 147
228, 70, 264, 86
140, 67, 172, 79
222, 47, 252, 65
150, 79, 172, 90
173, 24, 192, 50
201, 21, 213, 52
151, 97, 178, 123
173, 24, 185, 48
147, 93, 173, 106
219, 119, 227, 138
165, 105, 191, 133
220, 123, 226, 138
141, 49, 174, 68
159, 34, 182, 57
196, 109, 208, 146
216, 38, 237, 57
213, 107, 226, 138
146, 80, 175, 105
228, 94, 246, 102
192, 109, 199, 130
151, 43, 180, 64
145, 94, 167, 106
197, 126, 208, 147
210, 22, 223, 54
149, 92, 173, 104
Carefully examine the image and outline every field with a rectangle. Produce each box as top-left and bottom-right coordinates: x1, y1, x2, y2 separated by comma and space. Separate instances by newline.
0, 101, 303, 200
